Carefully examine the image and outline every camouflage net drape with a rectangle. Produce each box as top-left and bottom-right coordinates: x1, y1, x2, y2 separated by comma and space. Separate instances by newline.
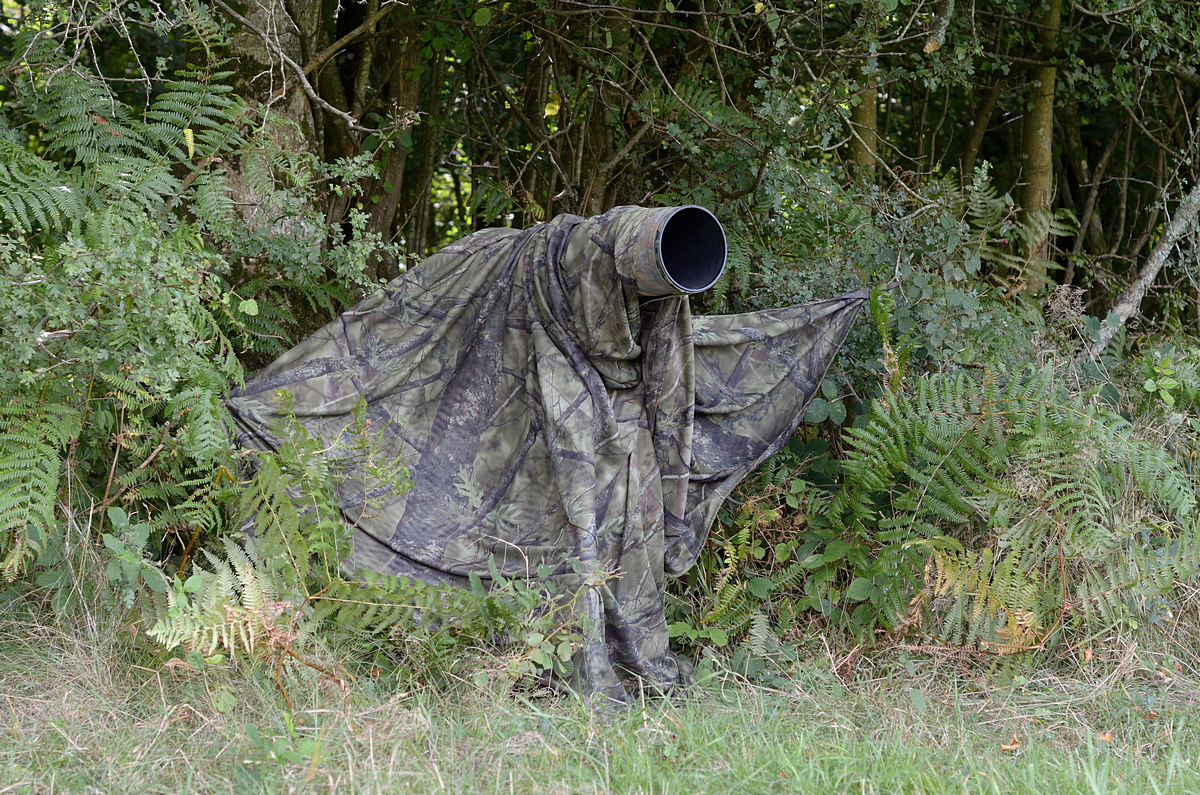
227, 206, 867, 701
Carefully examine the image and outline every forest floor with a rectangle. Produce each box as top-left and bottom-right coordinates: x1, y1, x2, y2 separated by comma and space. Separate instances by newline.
2, 602, 1200, 794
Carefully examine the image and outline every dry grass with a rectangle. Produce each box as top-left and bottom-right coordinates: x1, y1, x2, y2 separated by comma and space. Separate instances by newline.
3, 596, 1200, 794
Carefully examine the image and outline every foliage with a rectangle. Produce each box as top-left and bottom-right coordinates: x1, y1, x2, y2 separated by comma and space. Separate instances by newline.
2, 0, 1199, 700
0, 8, 386, 613
674, 280, 1200, 669
146, 394, 590, 691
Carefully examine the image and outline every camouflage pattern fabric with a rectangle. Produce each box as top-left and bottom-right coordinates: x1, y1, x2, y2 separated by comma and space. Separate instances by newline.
227, 206, 867, 701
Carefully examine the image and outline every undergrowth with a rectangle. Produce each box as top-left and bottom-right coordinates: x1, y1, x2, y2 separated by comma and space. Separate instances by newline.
1, 0, 1199, 724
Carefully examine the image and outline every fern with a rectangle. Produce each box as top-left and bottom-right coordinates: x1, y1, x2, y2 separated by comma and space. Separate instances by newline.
0, 399, 78, 580
837, 364, 1200, 649
0, 139, 86, 234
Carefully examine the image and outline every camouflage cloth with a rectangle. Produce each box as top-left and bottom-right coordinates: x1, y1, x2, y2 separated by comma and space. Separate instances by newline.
227, 206, 867, 701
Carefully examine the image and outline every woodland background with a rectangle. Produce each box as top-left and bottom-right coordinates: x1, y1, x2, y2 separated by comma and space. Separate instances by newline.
2, 2, 1200, 782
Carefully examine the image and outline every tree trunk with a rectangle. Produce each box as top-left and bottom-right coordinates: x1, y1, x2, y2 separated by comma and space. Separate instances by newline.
1018, 0, 1060, 292
407, 55, 447, 261
960, 81, 1000, 180
578, 0, 637, 216
1058, 79, 1105, 251
847, 60, 878, 181
363, 17, 423, 283
224, 0, 320, 209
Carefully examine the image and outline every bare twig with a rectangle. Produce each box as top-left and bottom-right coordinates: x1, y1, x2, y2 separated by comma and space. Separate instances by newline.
208, 0, 368, 132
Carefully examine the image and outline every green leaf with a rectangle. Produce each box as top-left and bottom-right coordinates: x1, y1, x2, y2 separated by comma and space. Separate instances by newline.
908, 688, 927, 713
240, 298, 259, 316
106, 507, 129, 530
747, 577, 772, 599
128, 523, 150, 549
211, 688, 238, 713
964, 250, 981, 274
805, 397, 829, 424
105, 558, 124, 581
472, 7, 492, 26
827, 400, 847, 426
845, 577, 873, 602
706, 627, 728, 647
823, 539, 851, 562
801, 552, 825, 569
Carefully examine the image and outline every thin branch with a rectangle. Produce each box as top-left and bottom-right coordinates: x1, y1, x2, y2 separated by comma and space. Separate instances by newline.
209, 0, 367, 132
302, 2, 399, 77
1085, 180, 1200, 358
1070, 122, 1123, 256
597, 121, 652, 177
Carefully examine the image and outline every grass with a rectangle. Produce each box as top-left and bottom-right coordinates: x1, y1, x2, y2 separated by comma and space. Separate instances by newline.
2, 597, 1200, 794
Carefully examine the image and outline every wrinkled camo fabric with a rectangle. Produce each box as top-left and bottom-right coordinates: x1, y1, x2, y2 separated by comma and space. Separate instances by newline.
227, 205, 867, 701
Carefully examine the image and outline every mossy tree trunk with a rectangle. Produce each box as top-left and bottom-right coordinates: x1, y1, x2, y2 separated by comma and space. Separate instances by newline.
1018, 0, 1061, 292
847, 61, 878, 181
